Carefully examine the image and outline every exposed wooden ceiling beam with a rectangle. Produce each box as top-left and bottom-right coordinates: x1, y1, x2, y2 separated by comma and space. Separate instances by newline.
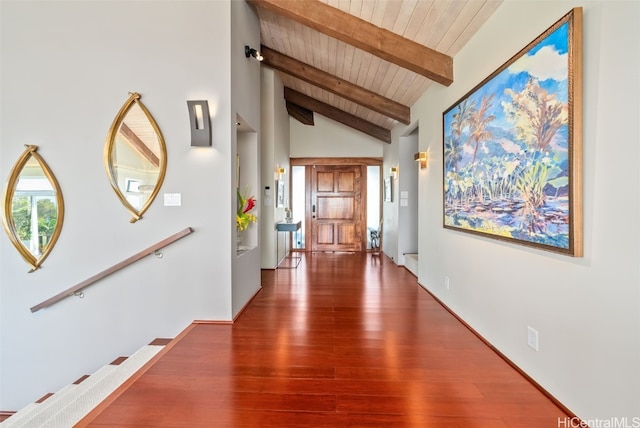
284, 87, 391, 144
249, 0, 453, 86
286, 101, 315, 125
262, 45, 410, 124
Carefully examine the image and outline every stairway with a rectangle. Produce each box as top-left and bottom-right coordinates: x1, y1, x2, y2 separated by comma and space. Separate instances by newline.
0, 339, 170, 427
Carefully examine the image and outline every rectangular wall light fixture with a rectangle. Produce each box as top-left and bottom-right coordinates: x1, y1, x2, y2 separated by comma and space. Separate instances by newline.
414, 152, 428, 169
187, 100, 211, 147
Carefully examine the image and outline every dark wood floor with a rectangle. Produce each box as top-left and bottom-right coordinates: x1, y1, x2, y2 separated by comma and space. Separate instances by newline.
79, 252, 571, 427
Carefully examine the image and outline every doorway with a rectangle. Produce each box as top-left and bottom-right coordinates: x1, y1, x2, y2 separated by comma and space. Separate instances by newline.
311, 164, 364, 252
290, 158, 382, 253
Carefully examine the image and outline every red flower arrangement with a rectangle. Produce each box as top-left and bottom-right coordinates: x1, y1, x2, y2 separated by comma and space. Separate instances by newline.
237, 187, 257, 231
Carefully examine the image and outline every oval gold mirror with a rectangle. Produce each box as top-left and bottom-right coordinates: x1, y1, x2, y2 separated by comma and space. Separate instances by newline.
104, 92, 167, 223
1, 145, 65, 272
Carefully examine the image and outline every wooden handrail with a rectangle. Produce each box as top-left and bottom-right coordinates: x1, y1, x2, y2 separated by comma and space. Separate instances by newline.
30, 227, 195, 313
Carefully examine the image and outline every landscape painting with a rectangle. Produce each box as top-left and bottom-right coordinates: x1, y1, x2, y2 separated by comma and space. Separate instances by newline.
443, 9, 582, 256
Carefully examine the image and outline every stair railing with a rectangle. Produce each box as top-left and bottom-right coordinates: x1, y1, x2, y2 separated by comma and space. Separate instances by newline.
30, 227, 195, 313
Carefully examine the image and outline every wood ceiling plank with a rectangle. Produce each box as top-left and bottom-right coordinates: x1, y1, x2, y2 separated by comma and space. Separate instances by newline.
249, 0, 454, 86
404, 0, 433, 40
327, 37, 338, 76
262, 46, 410, 124
358, 0, 375, 21
346, 48, 364, 88
377, 64, 404, 101
448, 1, 503, 55
370, 0, 388, 27
381, 0, 402, 31
285, 87, 391, 143
427, 1, 468, 50
393, 0, 419, 35
320, 32, 330, 71
369, 60, 391, 94
436, 1, 488, 52
349, 0, 363, 17
302, 23, 314, 63
363, 56, 383, 92
391, 71, 422, 105
339, 43, 353, 80
415, 0, 447, 46
394, 71, 430, 107
335, 38, 347, 79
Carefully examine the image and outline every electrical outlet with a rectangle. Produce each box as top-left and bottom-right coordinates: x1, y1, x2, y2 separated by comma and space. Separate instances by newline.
444, 276, 450, 290
527, 326, 539, 351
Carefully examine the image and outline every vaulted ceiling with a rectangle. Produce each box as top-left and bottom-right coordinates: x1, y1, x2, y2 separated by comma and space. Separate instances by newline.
248, 0, 503, 143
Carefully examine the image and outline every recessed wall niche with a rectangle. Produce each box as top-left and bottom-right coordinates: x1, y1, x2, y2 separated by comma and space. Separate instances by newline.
236, 115, 259, 253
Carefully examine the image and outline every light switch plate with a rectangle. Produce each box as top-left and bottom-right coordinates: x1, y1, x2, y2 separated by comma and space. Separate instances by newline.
164, 193, 182, 206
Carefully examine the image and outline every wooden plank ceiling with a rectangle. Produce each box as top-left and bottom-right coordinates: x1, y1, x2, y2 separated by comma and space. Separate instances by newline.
248, 0, 503, 143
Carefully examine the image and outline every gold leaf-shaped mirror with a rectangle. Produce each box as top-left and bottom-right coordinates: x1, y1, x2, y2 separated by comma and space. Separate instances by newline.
1, 145, 65, 272
104, 92, 167, 223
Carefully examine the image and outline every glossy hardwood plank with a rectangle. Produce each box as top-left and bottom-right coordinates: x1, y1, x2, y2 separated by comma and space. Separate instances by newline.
80, 252, 571, 427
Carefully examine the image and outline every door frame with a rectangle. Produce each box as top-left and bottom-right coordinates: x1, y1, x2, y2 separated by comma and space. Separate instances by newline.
290, 157, 382, 252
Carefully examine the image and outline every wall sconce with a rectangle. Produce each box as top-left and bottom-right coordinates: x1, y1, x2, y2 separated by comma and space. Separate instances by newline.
276, 166, 286, 180
414, 152, 428, 169
390, 166, 398, 178
245, 45, 263, 62
187, 100, 211, 147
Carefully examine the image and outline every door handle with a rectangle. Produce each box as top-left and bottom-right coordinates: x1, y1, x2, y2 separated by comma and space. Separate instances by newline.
312, 204, 316, 218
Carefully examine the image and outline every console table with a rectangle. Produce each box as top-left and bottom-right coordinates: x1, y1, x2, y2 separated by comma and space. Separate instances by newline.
276, 220, 301, 268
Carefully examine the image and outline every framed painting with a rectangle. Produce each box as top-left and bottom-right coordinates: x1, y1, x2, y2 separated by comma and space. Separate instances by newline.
276, 179, 285, 208
442, 8, 583, 256
384, 177, 392, 202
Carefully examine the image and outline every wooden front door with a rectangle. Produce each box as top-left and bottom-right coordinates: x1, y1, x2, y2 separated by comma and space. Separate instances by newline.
311, 165, 364, 252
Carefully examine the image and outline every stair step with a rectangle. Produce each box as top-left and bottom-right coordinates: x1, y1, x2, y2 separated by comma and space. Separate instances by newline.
1, 383, 85, 427
2, 365, 119, 428
0, 403, 39, 426
1, 344, 165, 427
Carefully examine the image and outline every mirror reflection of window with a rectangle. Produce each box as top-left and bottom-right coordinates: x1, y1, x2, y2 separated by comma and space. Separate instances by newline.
2, 145, 64, 271
12, 158, 58, 257
125, 178, 140, 193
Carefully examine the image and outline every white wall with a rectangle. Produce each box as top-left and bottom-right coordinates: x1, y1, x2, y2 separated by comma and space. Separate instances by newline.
0, 0, 258, 410
404, 0, 639, 419
397, 130, 419, 264
383, 126, 420, 265
382, 134, 399, 262
260, 68, 290, 269
290, 115, 384, 158
230, 0, 261, 317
